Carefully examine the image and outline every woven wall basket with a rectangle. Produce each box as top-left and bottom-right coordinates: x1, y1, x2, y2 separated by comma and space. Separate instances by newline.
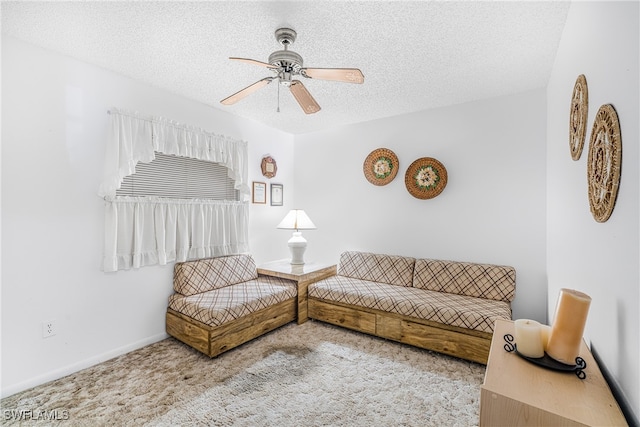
569, 74, 589, 160
363, 148, 399, 186
587, 104, 622, 222
405, 157, 448, 199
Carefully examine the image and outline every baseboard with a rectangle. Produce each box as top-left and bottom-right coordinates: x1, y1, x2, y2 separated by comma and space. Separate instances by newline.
0, 333, 169, 399
591, 346, 639, 427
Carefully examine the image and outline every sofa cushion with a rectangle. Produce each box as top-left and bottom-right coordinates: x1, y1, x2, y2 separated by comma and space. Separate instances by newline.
173, 254, 259, 296
412, 259, 516, 302
309, 276, 511, 333
338, 251, 415, 287
168, 275, 296, 327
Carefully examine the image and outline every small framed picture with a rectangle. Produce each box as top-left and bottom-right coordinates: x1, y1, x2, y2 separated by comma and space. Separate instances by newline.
252, 181, 266, 204
270, 183, 283, 206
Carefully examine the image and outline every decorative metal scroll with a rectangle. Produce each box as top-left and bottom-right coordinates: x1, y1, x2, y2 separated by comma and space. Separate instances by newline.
503, 334, 586, 380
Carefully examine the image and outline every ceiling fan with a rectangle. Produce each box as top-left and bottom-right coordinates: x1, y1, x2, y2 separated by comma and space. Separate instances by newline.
220, 28, 364, 114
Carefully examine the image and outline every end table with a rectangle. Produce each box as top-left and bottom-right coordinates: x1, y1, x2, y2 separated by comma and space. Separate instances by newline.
480, 318, 627, 426
257, 260, 336, 324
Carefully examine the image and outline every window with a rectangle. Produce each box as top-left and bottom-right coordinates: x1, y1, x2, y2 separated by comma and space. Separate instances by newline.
116, 153, 239, 201
100, 109, 250, 272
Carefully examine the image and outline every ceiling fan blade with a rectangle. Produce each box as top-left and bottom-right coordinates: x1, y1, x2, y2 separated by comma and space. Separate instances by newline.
229, 57, 278, 69
301, 68, 364, 84
220, 77, 274, 105
289, 81, 321, 114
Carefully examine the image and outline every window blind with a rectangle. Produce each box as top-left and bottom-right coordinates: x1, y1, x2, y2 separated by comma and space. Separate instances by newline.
116, 153, 239, 201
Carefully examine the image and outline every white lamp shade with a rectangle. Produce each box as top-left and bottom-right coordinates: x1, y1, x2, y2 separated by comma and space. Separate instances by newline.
277, 210, 316, 265
277, 210, 316, 230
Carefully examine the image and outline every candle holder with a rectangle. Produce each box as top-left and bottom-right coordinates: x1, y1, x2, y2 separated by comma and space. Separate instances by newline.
504, 334, 587, 379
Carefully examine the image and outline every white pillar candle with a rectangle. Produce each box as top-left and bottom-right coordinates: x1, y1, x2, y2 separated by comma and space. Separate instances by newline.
547, 288, 591, 364
539, 324, 552, 352
514, 319, 545, 358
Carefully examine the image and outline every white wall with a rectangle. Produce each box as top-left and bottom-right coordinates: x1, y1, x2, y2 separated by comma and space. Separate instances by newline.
547, 2, 639, 421
3, 3, 638, 420
1, 35, 548, 396
0, 37, 294, 397
294, 89, 548, 323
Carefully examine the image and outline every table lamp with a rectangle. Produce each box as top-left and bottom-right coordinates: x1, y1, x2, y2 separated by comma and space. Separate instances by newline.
277, 209, 316, 265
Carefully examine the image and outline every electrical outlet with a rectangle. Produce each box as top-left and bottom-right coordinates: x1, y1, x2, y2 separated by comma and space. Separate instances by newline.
42, 320, 56, 338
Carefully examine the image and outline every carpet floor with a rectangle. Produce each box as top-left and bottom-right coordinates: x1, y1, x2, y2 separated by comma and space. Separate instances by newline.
1, 321, 486, 426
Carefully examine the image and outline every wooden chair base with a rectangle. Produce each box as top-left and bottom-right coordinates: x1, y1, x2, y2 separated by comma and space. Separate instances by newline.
308, 297, 492, 364
166, 297, 297, 357
166, 294, 492, 363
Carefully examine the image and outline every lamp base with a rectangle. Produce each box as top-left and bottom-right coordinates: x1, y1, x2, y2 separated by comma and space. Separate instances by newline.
288, 231, 307, 265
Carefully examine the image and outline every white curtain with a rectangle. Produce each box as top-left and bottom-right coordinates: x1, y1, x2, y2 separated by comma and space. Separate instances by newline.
98, 108, 250, 199
99, 109, 251, 272
103, 197, 250, 272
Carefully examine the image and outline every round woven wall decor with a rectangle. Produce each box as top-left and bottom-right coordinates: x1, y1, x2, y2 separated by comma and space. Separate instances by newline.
404, 157, 448, 199
363, 148, 399, 186
587, 104, 622, 223
569, 74, 589, 161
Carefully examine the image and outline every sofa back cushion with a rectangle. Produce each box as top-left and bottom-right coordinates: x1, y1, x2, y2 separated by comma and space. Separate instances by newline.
338, 251, 415, 287
173, 254, 258, 296
412, 259, 516, 302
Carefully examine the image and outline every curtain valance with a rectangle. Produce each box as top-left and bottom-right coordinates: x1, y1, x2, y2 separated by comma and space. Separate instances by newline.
98, 108, 250, 200
103, 197, 250, 272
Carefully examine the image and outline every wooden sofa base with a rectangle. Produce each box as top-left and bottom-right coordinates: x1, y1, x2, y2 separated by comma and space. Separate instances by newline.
166, 297, 297, 357
308, 297, 493, 364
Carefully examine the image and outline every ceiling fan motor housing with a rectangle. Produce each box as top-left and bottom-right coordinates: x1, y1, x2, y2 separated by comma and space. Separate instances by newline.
269, 50, 303, 71
270, 28, 303, 85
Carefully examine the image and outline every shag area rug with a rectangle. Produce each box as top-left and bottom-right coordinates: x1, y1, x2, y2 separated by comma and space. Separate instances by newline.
1, 321, 485, 426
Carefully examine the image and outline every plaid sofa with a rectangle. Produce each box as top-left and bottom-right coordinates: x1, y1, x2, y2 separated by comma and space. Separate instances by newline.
169, 254, 296, 327
308, 251, 515, 363
166, 254, 297, 356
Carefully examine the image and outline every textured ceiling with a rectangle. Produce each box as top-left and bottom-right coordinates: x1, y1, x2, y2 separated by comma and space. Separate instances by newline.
2, 1, 570, 134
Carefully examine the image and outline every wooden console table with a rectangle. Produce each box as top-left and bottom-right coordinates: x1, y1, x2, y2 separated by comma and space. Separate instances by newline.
480, 319, 627, 426
257, 260, 336, 324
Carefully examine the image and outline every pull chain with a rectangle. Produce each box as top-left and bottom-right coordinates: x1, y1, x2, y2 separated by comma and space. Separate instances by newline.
277, 78, 281, 113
